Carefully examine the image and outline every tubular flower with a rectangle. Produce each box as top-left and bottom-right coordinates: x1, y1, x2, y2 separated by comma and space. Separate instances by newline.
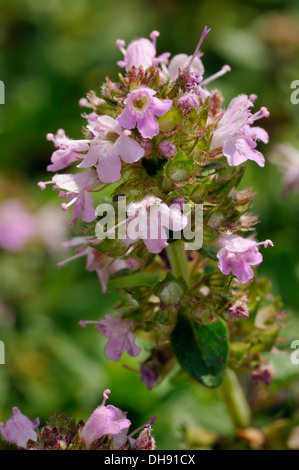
46, 129, 88, 172
81, 389, 131, 449
126, 195, 188, 254
78, 115, 145, 183
117, 87, 172, 139
0, 407, 40, 448
115, 30, 170, 70
217, 235, 273, 284
211, 94, 269, 167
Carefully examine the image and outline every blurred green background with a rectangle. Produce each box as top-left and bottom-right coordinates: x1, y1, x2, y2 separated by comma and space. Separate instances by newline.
0, 0, 299, 449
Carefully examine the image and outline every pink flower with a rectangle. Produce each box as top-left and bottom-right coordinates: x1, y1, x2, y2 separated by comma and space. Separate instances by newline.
0, 407, 40, 448
117, 87, 172, 139
46, 129, 88, 172
97, 314, 141, 362
217, 235, 273, 284
81, 389, 131, 449
38, 171, 98, 224
115, 31, 170, 70
85, 249, 127, 293
58, 242, 128, 292
78, 115, 144, 183
126, 195, 188, 254
211, 94, 269, 167
0, 200, 36, 252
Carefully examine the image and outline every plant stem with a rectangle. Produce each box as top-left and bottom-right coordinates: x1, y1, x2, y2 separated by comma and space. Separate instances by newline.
166, 240, 190, 286
219, 368, 251, 429
167, 241, 251, 429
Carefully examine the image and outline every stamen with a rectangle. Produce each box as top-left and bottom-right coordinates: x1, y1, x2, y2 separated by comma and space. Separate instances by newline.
46, 133, 55, 142
78, 319, 99, 328
249, 107, 270, 123
102, 389, 111, 406
61, 195, 79, 211
115, 39, 126, 55
187, 26, 211, 69
57, 249, 88, 268
202, 65, 231, 85
150, 30, 160, 47
63, 236, 95, 248
256, 239, 274, 248
78, 98, 92, 108
37, 181, 53, 190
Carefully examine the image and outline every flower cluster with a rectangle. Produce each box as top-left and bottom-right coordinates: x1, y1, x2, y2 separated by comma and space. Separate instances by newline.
39, 27, 280, 390
0, 390, 155, 450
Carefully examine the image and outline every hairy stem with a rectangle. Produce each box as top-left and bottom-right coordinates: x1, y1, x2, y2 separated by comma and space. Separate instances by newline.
166, 240, 190, 286
219, 368, 251, 429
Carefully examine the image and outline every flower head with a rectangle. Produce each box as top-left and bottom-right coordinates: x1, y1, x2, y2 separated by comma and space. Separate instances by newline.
78, 115, 144, 183
81, 389, 131, 449
117, 87, 172, 139
217, 235, 273, 284
115, 31, 170, 70
0, 407, 40, 448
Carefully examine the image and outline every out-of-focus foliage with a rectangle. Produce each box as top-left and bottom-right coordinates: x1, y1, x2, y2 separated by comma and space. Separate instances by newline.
0, 0, 299, 450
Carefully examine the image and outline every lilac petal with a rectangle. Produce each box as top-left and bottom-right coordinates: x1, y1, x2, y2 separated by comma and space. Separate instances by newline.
248, 126, 269, 144
104, 336, 123, 361
119, 135, 145, 163
151, 97, 172, 117
96, 268, 109, 293
223, 139, 248, 166
125, 332, 142, 357
217, 248, 232, 275
117, 107, 137, 130
231, 258, 254, 284
218, 235, 256, 253
47, 148, 81, 172
153, 52, 171, 65
144, 235, 168, 254
97, 154, 122, 183
137, 114, 159, 139
53, 171, 98, 192
244, 248, 263, 266
247, 148, 265, 167
103, 419, 131, 436
81, 191, 96, 223
78, 143, 100, 168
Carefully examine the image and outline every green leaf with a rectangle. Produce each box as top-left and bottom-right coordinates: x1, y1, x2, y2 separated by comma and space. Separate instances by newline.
198, 243, 218, 261
166, 150, 194, 182
170, 310, 229, 388
158, 107, 183, 133
153, 272, 187, 306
